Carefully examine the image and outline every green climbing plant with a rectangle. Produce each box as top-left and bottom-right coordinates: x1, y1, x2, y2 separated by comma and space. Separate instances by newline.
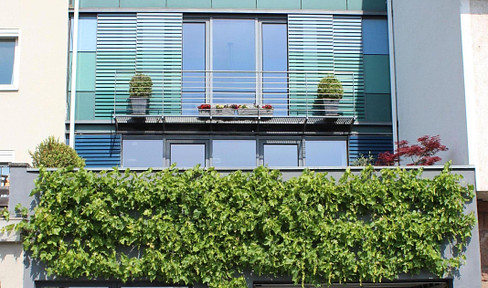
18, 164, 475, 287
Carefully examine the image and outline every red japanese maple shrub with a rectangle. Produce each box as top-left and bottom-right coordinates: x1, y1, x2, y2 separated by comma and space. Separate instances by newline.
376, 135, 448, 166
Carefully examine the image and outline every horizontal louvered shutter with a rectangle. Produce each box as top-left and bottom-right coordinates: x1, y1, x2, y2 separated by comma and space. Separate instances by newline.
75, 134, 121, 167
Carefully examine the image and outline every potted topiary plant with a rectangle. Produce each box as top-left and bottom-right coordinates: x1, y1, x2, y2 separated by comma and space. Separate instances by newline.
129, 73, 153, 114
316, 74, 343, 115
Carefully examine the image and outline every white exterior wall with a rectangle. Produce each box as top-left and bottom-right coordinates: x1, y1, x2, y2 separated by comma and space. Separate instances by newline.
0, 0, 68, 165
461, 0, 488, 193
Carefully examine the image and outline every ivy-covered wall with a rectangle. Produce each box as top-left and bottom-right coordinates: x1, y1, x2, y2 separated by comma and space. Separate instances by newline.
5, 165, 482, 288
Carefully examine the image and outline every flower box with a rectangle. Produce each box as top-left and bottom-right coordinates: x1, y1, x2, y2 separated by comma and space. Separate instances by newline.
214, 108, 235, 116
198, 109, 211, 116
258, 108, 273, 116
238, 108, 259, 116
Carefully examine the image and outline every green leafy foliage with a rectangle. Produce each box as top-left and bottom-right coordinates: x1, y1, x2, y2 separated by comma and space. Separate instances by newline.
1, 207, 9, 221
30, 136, 85, 168
129, 73, 153, 98
350, 152, 376, 166
21, 164, 474, 287
317, 74, 344, 100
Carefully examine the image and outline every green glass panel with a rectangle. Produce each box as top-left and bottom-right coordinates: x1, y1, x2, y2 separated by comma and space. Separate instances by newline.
365, 93, 391, 122
257, 0, 300, 9
302, 0, 346, 10
68, 52, 96, 92
347, 0, 386, 11
364, 55, 390, 94
120, 0, 165, 7
167, 0, 211, 8
80, 0, 119, 8
76, 92, 96, 120
77, 52, 96, 92
212, 0, 257, 9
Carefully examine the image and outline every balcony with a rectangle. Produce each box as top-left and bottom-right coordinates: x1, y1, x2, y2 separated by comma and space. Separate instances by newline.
111, 70, 359, 132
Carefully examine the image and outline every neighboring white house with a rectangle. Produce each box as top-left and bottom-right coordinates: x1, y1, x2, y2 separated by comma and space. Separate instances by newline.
0, 0, 67, 166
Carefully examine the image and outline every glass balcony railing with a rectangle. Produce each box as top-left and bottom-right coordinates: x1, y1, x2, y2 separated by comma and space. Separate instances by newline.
111, 70, 359, 118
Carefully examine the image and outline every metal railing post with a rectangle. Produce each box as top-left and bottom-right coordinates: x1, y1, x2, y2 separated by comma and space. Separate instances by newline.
114, 70, 117, 116
352, 72, 356, 119
162, 71, 165, 115
305, 72, 309, 117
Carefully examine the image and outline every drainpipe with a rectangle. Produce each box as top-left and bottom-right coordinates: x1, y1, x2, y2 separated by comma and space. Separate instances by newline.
69, 0, 79, 148
386, 0, 399, 153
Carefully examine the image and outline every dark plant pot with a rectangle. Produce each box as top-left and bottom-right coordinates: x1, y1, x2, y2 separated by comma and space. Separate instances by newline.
318, 98, 340, 116
130, 98, 148, 115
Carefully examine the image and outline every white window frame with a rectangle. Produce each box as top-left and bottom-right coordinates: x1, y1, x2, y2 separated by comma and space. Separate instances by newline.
0, 29, 20, 91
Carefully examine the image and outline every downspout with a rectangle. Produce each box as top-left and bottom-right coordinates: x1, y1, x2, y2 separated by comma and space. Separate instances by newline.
386, 0, 399, 152
69, 0, 79, 148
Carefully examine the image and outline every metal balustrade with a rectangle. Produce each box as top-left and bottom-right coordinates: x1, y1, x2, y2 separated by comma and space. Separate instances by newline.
111, 70, 358, 118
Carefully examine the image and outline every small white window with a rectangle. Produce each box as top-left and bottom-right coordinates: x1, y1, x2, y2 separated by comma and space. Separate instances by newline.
0, 29, 20, 91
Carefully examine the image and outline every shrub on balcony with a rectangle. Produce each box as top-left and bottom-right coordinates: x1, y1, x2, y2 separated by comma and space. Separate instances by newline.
129, 73, 153, 98
317, 74, 344, 100
16, 164, 474, 288
29, 136, 85, 168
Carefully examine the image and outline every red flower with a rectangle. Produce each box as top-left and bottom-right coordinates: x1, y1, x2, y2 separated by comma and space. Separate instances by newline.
261, 104, 273, 110
197, 104, 211, 109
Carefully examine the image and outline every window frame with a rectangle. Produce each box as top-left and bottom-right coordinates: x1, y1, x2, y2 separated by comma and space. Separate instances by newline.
303, 137, 349, 167
259, 138, 303, 167
121, 135, 164, 168
165, 138, 210, 168
211, 137, 258, 168
121, 135, 348, 168
0, 29, 20, 91
182, 15, 287, 107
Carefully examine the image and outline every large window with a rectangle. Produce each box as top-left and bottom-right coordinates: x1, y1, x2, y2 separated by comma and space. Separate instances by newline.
122, 138, 163, 168
182, 22, 206, 116
264, 144, 299, 167
213, 140, 256, 168
170, 143, 206, 167
0, 29, 19, 90
122, 137, 346, 168
305, 140, 348, 166
182, 17, 288, 114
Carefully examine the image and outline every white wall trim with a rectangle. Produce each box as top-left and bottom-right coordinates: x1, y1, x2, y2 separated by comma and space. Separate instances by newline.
460, 0, 477, 166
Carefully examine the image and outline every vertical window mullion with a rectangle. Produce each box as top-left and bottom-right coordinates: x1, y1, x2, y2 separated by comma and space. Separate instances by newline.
256, 17, 262, 105
207, 18, 212, 104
